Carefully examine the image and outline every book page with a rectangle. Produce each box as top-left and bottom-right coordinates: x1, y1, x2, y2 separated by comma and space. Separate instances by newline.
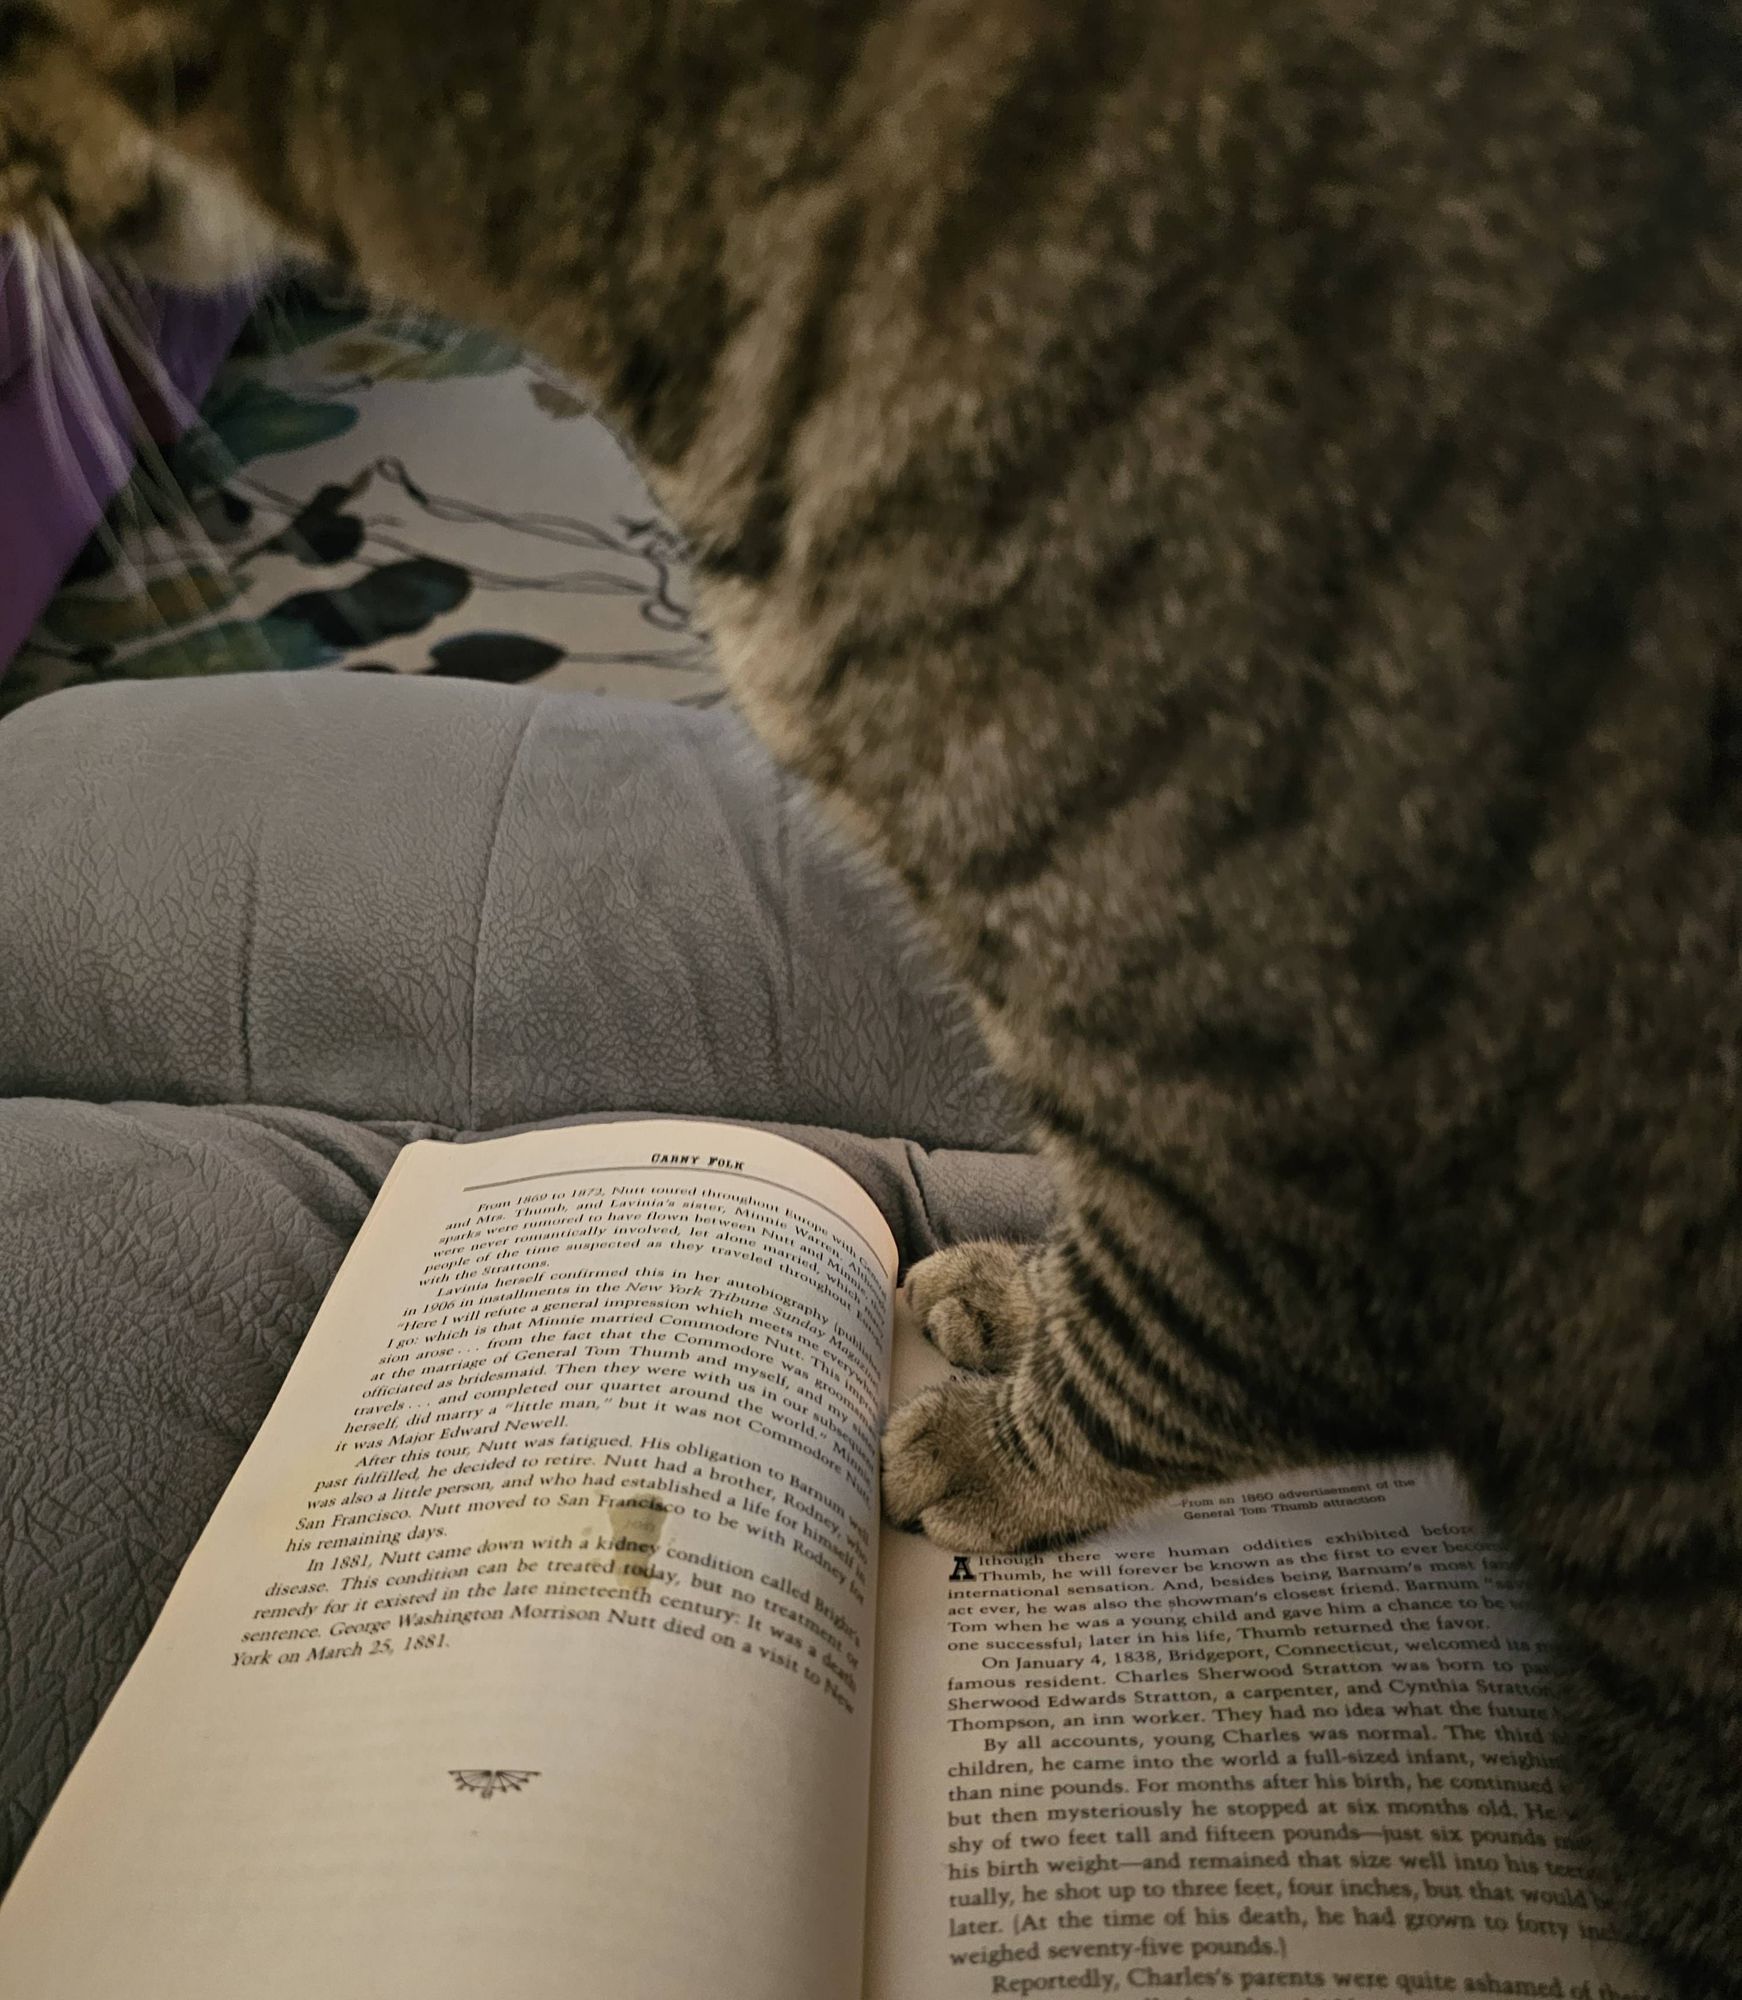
866, 1330, 1670, 1998
0, 1120, 896, 2000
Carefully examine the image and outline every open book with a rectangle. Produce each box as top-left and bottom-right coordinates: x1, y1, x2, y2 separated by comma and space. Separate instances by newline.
0, 1119, 1670, 1999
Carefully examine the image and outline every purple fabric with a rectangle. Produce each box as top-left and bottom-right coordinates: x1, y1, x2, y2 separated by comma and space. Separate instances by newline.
0, 264, 256, 672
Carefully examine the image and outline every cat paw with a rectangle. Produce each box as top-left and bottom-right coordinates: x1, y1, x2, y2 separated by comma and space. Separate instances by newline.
904, 1242, 1038, 1373
882, 1375, 1119, 1553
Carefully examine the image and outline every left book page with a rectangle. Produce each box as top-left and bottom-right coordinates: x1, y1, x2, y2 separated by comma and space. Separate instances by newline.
0, 1119, 898, 2000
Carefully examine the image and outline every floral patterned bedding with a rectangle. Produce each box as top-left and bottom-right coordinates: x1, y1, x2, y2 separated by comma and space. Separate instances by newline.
3, 276, 721, 719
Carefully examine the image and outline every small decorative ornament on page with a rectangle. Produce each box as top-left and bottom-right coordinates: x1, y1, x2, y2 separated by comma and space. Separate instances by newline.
448, 1770, 541, 1800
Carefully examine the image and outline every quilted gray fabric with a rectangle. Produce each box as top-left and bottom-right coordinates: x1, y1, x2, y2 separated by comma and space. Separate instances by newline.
0, 675, 1016, 1147
0, 676, 1048, 1889
0, 1101, 419, 1877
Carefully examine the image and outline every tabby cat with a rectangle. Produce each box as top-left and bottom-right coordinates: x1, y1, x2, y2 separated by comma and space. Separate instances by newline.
2, 0, 1737, 1986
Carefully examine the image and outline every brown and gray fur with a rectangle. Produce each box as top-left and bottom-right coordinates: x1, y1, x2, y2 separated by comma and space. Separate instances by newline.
2, 0, 1738, 1985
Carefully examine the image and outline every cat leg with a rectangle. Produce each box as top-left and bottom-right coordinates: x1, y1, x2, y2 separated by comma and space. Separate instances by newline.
1562, 1635, 1742, 2000
1491, 1474, 1742, 1999
884, 1219, 1358, 1552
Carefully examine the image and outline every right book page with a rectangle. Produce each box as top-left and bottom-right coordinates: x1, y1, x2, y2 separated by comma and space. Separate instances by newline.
866, 1333, 1670, 1998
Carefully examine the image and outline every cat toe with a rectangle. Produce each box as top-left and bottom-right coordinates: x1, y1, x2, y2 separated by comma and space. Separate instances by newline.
881, 1376, 1081, 1553
880, 1383, 965, 1529
904, 1242, 1037, 1372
